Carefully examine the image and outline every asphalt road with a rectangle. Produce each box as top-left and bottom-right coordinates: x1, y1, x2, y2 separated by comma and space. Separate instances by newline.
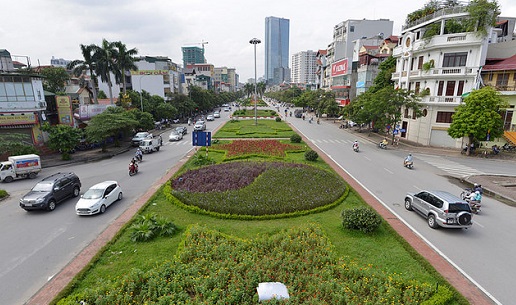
281, 104, 515, 305
0, 114, 228, 305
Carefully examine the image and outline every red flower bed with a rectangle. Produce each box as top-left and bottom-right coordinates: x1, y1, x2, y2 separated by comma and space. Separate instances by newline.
218, 139, 300, 157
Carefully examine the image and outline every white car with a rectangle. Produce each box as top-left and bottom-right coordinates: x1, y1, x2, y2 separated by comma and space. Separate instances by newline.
193, 121, 206, 131
206, 114, 215, 121
75, 181, 123, 215
168, 130, 183, 141
213, 111, 220, 118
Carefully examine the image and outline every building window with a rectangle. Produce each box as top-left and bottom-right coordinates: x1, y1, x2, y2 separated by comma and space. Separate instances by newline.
436, 111, 454, 123
442, 52, 467, 67
457, 80, 465, 96
350, 25, 354, 32
445, 81, 455, 96
437, 81, 444, 95
415, 82, 420, 94
418, 56, 424, 69
404, 108, 409, 118
496, 73, 509, 87
422, 109, 428, 117
413, 109, 417, 120
488, 73, 494, 81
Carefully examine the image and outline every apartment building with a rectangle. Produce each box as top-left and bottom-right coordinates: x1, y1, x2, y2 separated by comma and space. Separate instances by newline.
392, 4, 516, 148
291, 50, 317, 86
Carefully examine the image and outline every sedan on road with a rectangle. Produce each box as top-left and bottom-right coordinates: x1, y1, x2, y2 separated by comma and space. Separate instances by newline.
168, 130, 183, 141
75, 181, 123, 215
175, 126, 187, 135
206, 114, 215, 121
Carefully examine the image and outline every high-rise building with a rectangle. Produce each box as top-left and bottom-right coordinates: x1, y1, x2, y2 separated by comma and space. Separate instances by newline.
291, 50, 317, 85
182, 46, 206, 68
265, 16, 290, 85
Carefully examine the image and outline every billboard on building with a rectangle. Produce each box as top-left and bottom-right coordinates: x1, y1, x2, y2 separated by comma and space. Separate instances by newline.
56, 96, 73, 126
331, 59, 348, 77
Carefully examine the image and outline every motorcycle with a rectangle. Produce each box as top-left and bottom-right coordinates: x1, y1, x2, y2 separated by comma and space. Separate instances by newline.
134, 151, 143, 162
460, 188, 481, 213
404, 160, 413, 169
353, 144, 359, 152
379, 142, 387, 149
129, 162, 139, 176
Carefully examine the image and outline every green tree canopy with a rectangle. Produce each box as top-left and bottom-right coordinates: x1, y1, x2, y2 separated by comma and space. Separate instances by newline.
40, 123, 83, 160
448, 86, 508, 153
85, 111, 138, 151
40, 66, 70, 93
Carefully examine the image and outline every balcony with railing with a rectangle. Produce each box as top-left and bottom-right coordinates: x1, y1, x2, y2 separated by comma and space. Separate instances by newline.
392, 66, 477, 81
426, 95, 462, 104
402, 6, 467, 31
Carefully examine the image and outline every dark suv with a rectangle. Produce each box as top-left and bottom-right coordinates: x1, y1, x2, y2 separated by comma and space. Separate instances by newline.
20, 172, 81, 211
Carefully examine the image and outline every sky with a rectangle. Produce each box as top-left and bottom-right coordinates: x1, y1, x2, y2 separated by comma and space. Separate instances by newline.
2, 0, 516, 82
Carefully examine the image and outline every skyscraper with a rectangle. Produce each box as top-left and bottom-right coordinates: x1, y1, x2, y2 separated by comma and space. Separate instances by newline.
265, 16, 290, 85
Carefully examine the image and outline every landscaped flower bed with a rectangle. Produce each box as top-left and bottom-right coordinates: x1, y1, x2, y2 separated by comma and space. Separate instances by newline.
67, 224, 451, 304
217, 139, 302, 158
170, 161, 346, 216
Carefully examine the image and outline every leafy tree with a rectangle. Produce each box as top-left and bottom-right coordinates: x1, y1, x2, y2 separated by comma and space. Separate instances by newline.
124, 108, 155, 131
257, 81, 266, 97
85, 111, 138, 151
168, 92, 196, 117
67, 44, 99, 103
40, 66, 69, 93
464, 0, 500, 36
40, 123, 82, 160
244, 83, 254, 98
154, 103, 178, 121
370, 56, 396, 93
448, 86, 508, 155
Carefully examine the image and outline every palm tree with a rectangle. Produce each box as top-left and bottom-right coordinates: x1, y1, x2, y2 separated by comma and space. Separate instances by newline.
114, 41, 138, 94
244, 83, 254, 98
94, 39, 118, 104
67, 44, 99, 103
257, 81, 266, 98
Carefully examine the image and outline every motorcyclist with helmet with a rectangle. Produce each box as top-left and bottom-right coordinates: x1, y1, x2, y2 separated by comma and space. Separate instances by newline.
404, 153, 413, 168
352, 140, 359, 152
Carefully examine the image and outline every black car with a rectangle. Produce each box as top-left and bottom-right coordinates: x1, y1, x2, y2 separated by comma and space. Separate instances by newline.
175, 126, 187, 135
20, 172, 81, 211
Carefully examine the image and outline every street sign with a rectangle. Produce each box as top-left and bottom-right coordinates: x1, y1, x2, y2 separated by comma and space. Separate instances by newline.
192, 131, 211, 146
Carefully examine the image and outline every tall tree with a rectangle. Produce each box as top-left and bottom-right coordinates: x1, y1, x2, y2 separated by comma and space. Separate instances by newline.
40, 123, 83, 160
94, 39, 119, 105
448, 86, 508, 155
85, 111, 138, 151
40, 66, 69, 93
114, 41, 138, 94
67, 44, 99, 103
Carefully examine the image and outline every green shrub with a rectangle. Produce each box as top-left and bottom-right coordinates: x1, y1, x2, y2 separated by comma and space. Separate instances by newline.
341, 207, 382, 233
275, 117, 282, 122
0, 189, 8, 199
129, 213, 177, 242
290, 134, 302, 143
304, 149, 318, 161
192, 153, 215, 166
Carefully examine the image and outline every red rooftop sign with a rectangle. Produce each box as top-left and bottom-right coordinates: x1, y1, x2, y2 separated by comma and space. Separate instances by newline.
331, 59, 348, 77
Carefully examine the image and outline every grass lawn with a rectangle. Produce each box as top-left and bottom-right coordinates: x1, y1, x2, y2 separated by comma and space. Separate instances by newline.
232, 109, 278, 117
213, 118, 294, 138
54, 120, 467, 304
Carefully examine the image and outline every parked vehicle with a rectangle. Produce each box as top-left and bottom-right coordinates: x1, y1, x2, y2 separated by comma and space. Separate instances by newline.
139, 137, 161, 153
19, 172, 81, 211
404, 190, 473, 229
131, 132, 152, 147
193, 121, 206, 131
0, 154, 41, 183
75, 181, 123, 215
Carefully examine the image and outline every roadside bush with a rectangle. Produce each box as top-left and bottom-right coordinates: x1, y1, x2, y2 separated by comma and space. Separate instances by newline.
191, 153, 215, 166
304, 149, 318, 161
129, 213, 177, 242
341, 207, 382, 233
0, 189, 8, 199
275, 117, 282, 122
290, 134, 302, 143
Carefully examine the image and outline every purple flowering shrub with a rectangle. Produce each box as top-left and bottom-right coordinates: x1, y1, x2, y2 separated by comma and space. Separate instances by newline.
171, 161, 346, 216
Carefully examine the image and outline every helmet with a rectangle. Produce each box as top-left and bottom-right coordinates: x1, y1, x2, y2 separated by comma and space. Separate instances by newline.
474, 183, 479, 187
408, 153, 412, 156
475, 191, 480, 194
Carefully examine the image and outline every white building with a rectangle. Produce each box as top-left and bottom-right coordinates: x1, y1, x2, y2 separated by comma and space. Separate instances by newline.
392, 5, 516, 148
291, 50, 317, 85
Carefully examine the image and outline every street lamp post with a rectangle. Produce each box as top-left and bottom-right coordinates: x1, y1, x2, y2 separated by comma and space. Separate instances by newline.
249, 38, 261, 126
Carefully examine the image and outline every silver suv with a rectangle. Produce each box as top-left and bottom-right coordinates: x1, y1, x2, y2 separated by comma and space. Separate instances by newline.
404, 190, 473, 229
